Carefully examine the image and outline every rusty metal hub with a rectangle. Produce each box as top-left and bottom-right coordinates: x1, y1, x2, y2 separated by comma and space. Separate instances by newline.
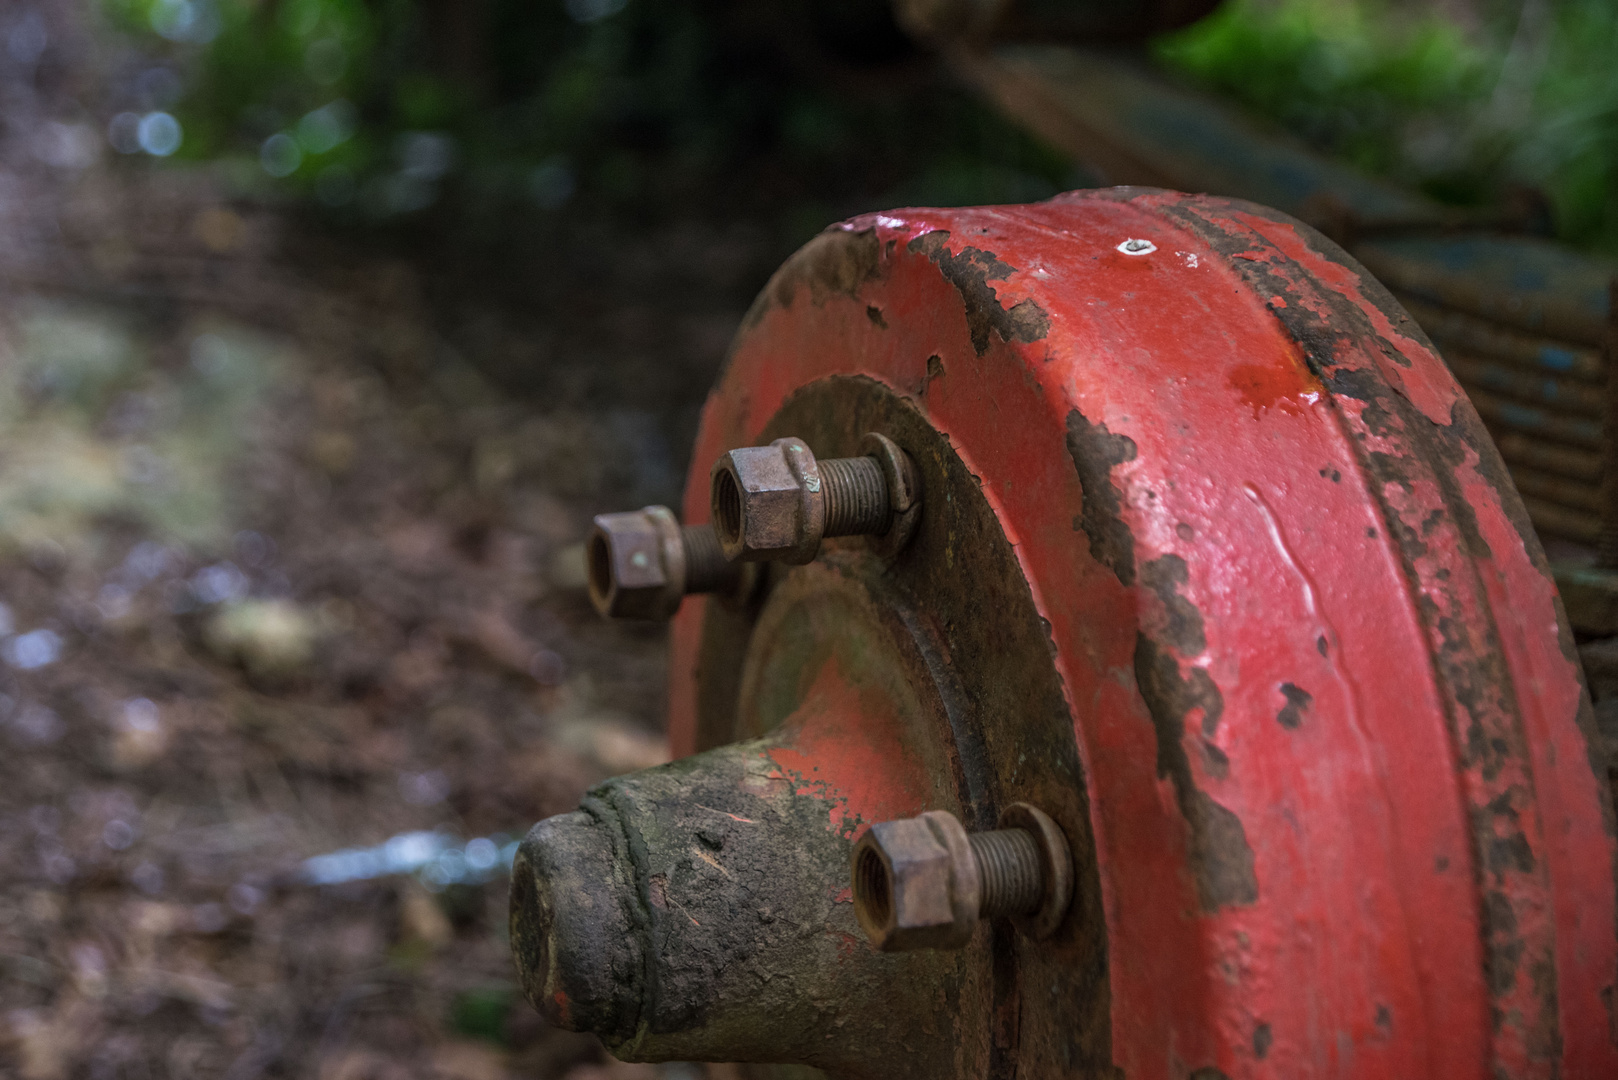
515, 189, 1618, 1079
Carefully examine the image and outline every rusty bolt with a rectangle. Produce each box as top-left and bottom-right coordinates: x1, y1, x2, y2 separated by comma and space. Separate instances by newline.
709, 433, 920, 564
851, 802, 1072, 951
587, 506, 742, 620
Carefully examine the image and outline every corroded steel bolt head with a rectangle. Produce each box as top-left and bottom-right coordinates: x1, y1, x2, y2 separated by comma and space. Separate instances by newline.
710, 438, 826, 565
851, 809, 981, 951
852, 804, 1074, 951
710, 433, 922, 564
587, 506, 687, 620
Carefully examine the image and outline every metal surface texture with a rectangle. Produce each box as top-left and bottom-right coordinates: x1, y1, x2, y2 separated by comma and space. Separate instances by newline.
851, 809, 985, 952
511, 732, 972, 1074
951, 44, 1618, 563
519, 544, 1037, 1078
708, 435, 919, 564
654, 189, 1618, 1078
531, 372, 1110, 1075
850, 802, 1072, 951
588, 510, 749, 621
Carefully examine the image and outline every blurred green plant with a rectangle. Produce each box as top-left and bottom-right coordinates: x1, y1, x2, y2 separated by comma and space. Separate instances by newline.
1154, 0, 1618, 254
0, 301, 290, 553
101, 0, 368, 150
94, 0, 1076, 230
448, 984, 518, 1045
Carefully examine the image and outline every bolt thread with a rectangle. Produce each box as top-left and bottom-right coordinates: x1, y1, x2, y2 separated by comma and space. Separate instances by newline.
970, 829, 1044, 918
680, 525, 738, 594
821, 456, 891, 537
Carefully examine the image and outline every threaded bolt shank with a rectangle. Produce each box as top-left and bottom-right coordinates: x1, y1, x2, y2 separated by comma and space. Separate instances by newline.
969, 829, 1044, 918
821, 456, 892, 537
681, 524, 737, 595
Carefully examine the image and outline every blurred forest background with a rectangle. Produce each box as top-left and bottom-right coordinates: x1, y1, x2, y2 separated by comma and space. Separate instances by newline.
0, 1, 1612, 1078
87, 0, 1618, 251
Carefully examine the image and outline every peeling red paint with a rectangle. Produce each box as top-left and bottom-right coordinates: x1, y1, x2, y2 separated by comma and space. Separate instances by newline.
765, 658, 935, 838
668, 189, 1618, 1078
1227, 361, 1322, 418
831, 930, 863, 962
1231, 207, 1459, 426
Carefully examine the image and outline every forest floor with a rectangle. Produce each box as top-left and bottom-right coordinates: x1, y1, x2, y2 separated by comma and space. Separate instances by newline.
0, 10, 786, 1080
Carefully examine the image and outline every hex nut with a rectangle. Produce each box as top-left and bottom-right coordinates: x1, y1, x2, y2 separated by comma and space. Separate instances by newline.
587, 506, 686, 620
851, 810, 980, 951
710, 438, 826, 564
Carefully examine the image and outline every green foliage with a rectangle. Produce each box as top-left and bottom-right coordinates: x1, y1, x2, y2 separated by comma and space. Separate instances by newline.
0, 302, 290, 551
449, 984, 518, 1045
1155, 0, 1618, 254
102, 0, 374, 167
97, 0, 1077, 232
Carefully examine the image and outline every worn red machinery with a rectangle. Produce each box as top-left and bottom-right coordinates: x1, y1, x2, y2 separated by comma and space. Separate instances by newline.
510, 189, 1618, 1079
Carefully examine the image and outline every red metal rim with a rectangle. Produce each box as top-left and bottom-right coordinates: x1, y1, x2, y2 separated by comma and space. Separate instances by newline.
670, 189, 1618, 1078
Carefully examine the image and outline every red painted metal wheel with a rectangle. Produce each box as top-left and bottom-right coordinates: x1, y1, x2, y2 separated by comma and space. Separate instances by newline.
667, 190, 1618, 1078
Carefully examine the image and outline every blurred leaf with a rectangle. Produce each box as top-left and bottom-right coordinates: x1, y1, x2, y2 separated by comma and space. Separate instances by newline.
1155, 0, 1618, 254
449, 984, 517, 1045
93, 0, 1073, 233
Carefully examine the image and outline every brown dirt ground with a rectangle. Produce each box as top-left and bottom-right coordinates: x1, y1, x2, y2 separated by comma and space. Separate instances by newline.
0, 7, 780, 1079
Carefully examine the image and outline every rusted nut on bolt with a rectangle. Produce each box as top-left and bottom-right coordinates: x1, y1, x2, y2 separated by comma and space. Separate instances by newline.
851, 810, 981, 951
851, 801, 1072, 951
709, 433, 920, 564
587, 506, 742, 620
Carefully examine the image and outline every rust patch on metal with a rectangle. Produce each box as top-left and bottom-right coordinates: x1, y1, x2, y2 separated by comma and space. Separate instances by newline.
1141, 554, 1207, 656
1129, 467, 1250, 912
695, 377, 1114, 1075
907, 231, 1051, 355
1065, 410, 1139, 586
1150, 190, 1593, 1068
1134, 633, 1254, 912
1277, 683, 1312, 730
742, 227, 884, 331
1134, 633, 1224, 741
1228, 358, 1324, 418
